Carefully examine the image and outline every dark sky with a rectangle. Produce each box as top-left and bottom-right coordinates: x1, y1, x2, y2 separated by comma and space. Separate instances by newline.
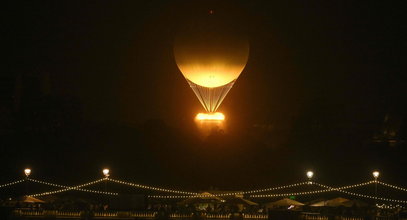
1, 1, 406, 192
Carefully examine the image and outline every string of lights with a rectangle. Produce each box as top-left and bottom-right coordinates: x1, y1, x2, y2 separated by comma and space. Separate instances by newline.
28, 178, 75, 188
0, 179, 25, 188
250, 181, 375, 198
107, 178, 198, 195
376, 203, 404, 209
250, 189, 333, 198
328, 181, 375, 190
144, 179, 407, 199
27, 178, 118, 195
377, 181, 407, 192
148, 182, 310, 199
8, 169, 407, 201
149, 189, 332, 199
150, 181, 373, 199
28, 178, 118, 197
221, 182, 309, 196
314, 182, 407, 204
149, 195, 193, 199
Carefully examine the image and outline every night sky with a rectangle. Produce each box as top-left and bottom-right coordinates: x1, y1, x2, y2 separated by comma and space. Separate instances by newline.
1, 1, 406, 191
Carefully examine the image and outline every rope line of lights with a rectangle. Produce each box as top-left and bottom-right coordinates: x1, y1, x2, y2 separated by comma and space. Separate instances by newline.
314, 182, 407, 204
28, 178, 118, 197
249, 180, 373, 198
149, 189, 332, 199
249, 181, 375, 198
0, 179, 25, 188
220, 182, 309, 196
377, 181, 407, 192
148, 182, 310, 199
250, 188, 334, 198
150, 181, 374, 199
27, 178, 118, 196
28, 178, 75, 188
251, 181, 407, 204
314, 180, 375, 191
107, 178, 198, 195
16, 168, 407, 201
144, 171, 407, 202
376, 204, 404, 209
149, 195, 194, 199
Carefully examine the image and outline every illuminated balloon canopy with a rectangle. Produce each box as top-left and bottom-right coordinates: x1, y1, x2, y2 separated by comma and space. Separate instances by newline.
174, 15, 249, 112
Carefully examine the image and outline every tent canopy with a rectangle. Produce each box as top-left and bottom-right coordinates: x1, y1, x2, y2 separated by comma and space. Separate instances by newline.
265, 198, 304, 208
178, 192, 224, 205
14, 196, 45, 203
342, 199, 369, 208
310, 197, 350, 207
226, 196, 258, 206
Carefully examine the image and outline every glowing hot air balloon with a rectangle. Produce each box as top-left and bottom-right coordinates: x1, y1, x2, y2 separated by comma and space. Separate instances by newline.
174, 14, 249, 120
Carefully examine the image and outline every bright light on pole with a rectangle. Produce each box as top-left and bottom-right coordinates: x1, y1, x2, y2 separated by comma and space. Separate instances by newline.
306, 171, 314, 184
24, 168, 31, 178
24, 168, 31, 195
306, 171, 314, 179
373, 171, 380, 180
103, 169, 110, 178
102, 168, 110, 207
372, 170, 380, 206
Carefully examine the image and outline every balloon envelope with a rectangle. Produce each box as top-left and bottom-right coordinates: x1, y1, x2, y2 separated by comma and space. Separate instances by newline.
174, 33, 249, 88
174, 15, 249, 112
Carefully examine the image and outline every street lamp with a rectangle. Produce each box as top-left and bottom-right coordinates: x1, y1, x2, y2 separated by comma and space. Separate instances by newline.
24, 168, 31, 178
372, 170, 380, 206
306, 171, 314, 184
102, 168, 110, 208
24, 168, 31, 195
103, 169, 110, 178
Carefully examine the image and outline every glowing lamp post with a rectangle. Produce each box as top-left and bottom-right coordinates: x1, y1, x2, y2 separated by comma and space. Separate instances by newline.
102, 168, 110, 206
103, 169, 110, 178
306, 171, 314, 183
24, 168, 31, 195
24, 168, 31, 178
373, 170, 379, 205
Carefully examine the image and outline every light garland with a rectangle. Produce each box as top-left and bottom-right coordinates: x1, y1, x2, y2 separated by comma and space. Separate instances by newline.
377, 181, 407, 192
150, 181, 371, 199
149, 182, 310, 199
250, 181, 407, 204
251, 189, 332, 198
376, 203, 404, 209
219, 182, 309, 196
0, 179, 25, 188
250, 181, 374, 198
28, 178, 118, 197
107, 179, 407, 203
4, 175, 407, 203
314, 182, 407, 204
108, 178, 198, 195
28, 178, 75, 188
149, 195, 193, 199
28, 178, 118, 196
